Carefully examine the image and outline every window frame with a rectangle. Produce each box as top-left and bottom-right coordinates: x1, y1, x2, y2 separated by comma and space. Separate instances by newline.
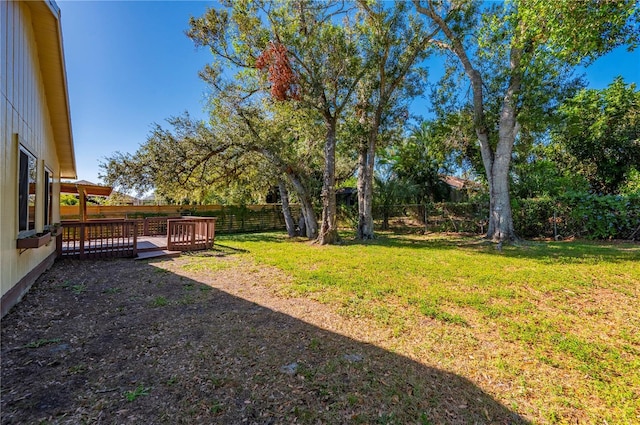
43, 166, 53, 227
18, 145, 38, 237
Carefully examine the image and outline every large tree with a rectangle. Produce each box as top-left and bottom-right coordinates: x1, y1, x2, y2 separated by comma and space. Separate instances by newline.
188, 0, 365, 244
351, 0, 437, 239
413, 0, 639, 242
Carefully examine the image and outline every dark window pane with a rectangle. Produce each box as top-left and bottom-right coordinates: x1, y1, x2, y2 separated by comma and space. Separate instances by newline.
44, 170, 51, 226
19, 151, 28, 231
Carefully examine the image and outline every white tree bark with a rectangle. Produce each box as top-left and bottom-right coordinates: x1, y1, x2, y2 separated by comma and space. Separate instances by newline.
318, 118, 339, 245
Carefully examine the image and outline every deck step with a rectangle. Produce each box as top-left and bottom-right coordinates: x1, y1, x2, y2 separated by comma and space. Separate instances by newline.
135, 250, 181, 260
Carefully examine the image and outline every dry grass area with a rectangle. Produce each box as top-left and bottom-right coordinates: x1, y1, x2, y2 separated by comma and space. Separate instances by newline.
1, 233, 638, 424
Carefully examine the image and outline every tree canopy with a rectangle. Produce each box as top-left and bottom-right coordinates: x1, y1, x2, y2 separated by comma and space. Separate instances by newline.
100, 0, 640, 244
552, 77, 640, 194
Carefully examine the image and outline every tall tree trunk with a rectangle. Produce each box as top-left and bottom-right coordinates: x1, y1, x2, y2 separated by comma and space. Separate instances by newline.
355, 86, 379, 241
286, 170, 318, 239
486, 160, 515, 241
318, 118, 339, 245
414, 1, 520, 243
278, 180, 296, 237
485, 77, 520, 241
356, 143, 367, 238
256, 144, 318, 239
357, 133, 376, 240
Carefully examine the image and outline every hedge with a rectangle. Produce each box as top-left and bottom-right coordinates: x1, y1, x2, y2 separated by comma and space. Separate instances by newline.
513, 193, 640, 240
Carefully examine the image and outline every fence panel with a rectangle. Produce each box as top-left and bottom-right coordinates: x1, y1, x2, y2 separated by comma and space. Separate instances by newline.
60, 204, 296, 235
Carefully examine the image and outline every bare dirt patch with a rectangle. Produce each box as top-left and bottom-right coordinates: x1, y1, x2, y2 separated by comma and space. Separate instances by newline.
1, 255, 527, 424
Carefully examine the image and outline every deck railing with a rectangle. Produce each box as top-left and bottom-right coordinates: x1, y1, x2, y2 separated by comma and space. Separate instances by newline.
59, 217, 216, 258
60, 220, 138, 259
136, 217, 171, 237
167, 217, 216, 251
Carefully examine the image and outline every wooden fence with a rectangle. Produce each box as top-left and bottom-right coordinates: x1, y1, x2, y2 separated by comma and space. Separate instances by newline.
60, 204, 298, 235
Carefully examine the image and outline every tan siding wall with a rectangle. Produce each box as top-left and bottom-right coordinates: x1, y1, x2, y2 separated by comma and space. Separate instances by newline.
1, 1, 62, 301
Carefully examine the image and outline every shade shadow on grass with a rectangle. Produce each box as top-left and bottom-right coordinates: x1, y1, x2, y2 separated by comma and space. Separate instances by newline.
1, 258, 529, 424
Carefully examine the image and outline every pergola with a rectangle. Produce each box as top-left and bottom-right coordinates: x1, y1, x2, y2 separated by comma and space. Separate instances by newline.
59, 181, 112, 222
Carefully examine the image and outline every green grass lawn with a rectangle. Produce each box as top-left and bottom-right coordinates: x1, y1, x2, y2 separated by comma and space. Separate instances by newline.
212, 232, 639, 423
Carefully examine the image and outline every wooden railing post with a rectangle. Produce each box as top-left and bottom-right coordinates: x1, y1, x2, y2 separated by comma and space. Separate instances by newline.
79, 222, 85, 259
132, 221, 138, 257
55, 232, 62, 258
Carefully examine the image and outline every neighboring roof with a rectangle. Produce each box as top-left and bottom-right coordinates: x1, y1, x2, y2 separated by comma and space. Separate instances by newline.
73, 180, 98, 186
439, 175, 481, 190
25, 0, 76, 179
60, 181, 113, 197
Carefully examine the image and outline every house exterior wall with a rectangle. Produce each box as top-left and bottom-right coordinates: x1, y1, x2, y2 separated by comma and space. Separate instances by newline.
1, 1, 72, 316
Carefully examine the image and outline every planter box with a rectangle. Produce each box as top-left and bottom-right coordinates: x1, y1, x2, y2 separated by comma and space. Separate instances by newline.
16, 232, 51, 249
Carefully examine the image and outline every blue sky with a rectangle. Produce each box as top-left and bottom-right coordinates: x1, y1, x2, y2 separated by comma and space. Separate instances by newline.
58, 1, 640, 184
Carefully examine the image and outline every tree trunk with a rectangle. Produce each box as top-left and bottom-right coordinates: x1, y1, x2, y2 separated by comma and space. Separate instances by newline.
413, 1, 519, 243
486, 157, 516, 241
485, 50, 521, 242
485, 89, 519, 241
356, 141, 375, 240
356, 103, 379, 240
278, 180, 296, 237
318, 118, 339, 245
286, 170, 318, 239
257, 146, 317, 239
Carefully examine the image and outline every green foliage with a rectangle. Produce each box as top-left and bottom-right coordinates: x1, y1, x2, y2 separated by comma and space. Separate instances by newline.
515, 0, 640, 65
416, 0, 638, 241
70, 284, 87, 295
512, 197, 558, 238
513, 193, 640, 239
620, 168, 640, 195
100, 112, 276, 203
373, 175, 419, 231
419, 302, 467, 326
563, 192, 640, 240
150, 296, 168, 307
510, 144, 590, 199
552, 78, 640, 194
60, 194, 78, 206
380, 121, 454, 204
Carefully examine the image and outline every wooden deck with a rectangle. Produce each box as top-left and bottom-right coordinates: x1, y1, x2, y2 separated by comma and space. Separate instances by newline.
137, 236, 168, 252
58, 217, 216, 259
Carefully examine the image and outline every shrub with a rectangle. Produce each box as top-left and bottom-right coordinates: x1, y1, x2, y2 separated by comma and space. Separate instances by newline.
513, 193, 640, 240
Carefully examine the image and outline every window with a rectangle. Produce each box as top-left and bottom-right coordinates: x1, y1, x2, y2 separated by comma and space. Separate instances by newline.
44, 167, 53, 226
19, 146, 37, 233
